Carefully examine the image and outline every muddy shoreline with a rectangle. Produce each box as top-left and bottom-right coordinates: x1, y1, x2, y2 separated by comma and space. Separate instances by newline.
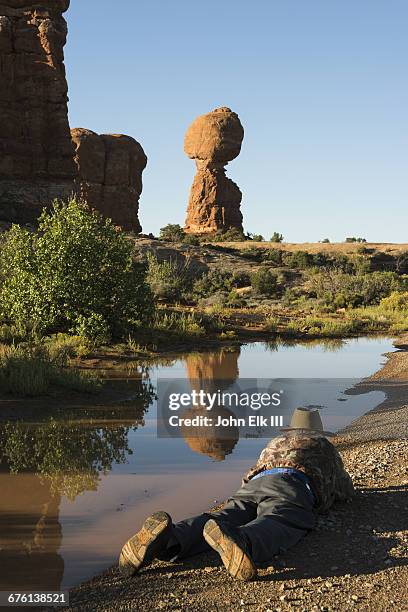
62, 339, 408, 612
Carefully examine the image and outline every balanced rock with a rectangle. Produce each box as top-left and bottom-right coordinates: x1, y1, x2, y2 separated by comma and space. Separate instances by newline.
184, 107, 244, 234
71, 129, 147, 232
0, 0, 77, 223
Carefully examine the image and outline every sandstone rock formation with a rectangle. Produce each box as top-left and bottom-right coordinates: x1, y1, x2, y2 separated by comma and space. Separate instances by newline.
0, 0, 76, 223
0, 1, 146, 232
71, 129, 147, 232
184, 107, 244, 234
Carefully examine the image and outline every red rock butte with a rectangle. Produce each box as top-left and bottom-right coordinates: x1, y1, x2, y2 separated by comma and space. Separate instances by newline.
184, 107, 244, 235
0, 0, 146, 231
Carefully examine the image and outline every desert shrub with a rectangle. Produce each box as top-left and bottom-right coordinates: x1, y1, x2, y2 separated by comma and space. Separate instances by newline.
153, 311, 205, 337
214, 228, 247, 242
250, 234, 264, 242
159, 224, 186, 242
260, 249, 283, 265
282, 250, 314, 269
231, 270, 251, 288
270, 232, 284, 243
192, 269, 233, 299
251, 268, 279, 297
241, 247, 264, 262
226, 290, 247, 308
183, 234, 200, 246
146, 252, 192, 301
264, 315, 279, 332
379, 291, 408, 312
321, 238, 330, 243
395, 252, 408, 274
306, 270, 406, 308
0, 199, 153, 339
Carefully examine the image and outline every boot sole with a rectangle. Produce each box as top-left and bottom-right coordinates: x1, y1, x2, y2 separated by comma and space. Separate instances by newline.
119, 511, 171, 577
203, 519, 257, 581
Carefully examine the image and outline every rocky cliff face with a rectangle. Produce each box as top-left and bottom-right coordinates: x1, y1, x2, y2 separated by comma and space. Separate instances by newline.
0, 0, 76, 223
0, 1, 146, 231
71, 129, 147, 232
184, 107, 244, 234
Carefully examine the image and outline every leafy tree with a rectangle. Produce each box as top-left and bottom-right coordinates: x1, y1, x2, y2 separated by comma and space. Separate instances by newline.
270, 232, 284, 243
0, 199, 153, 338
159, 224, 186, 242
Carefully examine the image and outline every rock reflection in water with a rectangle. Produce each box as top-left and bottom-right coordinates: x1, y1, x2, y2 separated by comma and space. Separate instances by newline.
181, 349, 240, 460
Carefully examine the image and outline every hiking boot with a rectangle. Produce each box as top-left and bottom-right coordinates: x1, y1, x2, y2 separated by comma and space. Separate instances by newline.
119, 511, 172, 577
203, 519, 257, 581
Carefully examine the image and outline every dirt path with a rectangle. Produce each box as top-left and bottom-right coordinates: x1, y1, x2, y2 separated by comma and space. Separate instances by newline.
64, 350, 408, 612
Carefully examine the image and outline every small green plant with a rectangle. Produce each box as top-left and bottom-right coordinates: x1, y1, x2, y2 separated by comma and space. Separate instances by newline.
159, 224, 186, 242
264, 315, 279, 332
0, 342, 100, 397
249, 233, 264, 242
270, 232, 284, 243
193, 269, 233, 299
146, 252, 192, 301
321, 238, 330, 243
154, 311, 205, 337
205, 228, 247, 242
282, 250, 314, 269
183, 234, 200, 246
251, 268, 279, 297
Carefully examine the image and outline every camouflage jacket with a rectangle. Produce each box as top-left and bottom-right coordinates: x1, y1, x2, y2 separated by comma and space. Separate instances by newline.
244, 433, 355, 513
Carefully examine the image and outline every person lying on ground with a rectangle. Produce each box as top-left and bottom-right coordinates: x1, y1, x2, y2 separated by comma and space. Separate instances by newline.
118, 407, 355, 581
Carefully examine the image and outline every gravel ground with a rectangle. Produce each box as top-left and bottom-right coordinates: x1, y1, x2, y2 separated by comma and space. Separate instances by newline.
64, 348, 408, 612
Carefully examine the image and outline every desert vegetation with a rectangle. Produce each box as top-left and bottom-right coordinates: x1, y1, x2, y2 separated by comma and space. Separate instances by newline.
2, 198, 408, 397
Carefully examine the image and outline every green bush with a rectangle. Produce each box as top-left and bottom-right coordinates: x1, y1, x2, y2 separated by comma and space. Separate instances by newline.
146, 252, 192, 301
0, 199, 153, 339
193, 269, 233, 299
260, 249, 283, 265
159, 224, 186, 242
251, 268, 279, 297
379, 291, 408, 312
306, 270, 406, 308
212, 228, 247, 242
183, 234, 200, 246
231, 270, 251, 288
270, 232, 284, 243
282, 250, 314, 269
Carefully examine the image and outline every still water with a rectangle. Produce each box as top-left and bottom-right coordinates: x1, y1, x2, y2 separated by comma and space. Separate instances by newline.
0, 338, 394, 590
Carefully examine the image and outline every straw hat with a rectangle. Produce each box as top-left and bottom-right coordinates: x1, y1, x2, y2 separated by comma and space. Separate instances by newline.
281, 407, 334, 436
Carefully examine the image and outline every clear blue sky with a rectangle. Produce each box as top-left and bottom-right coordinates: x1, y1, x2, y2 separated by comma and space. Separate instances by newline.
65, 1, 408, 242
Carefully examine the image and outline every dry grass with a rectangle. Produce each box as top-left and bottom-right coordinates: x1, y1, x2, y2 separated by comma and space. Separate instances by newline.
211, 241, 408, 255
